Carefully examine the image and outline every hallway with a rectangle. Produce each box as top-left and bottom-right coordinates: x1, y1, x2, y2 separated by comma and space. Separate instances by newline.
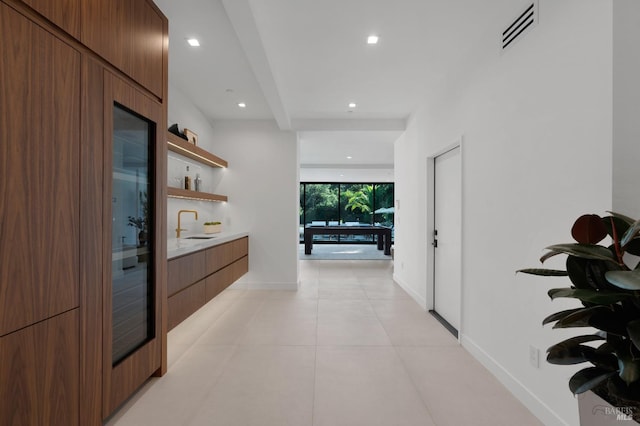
107, 260, 541, 426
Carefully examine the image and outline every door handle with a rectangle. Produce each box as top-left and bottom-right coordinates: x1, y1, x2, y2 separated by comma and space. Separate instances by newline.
432, 229, 438, 247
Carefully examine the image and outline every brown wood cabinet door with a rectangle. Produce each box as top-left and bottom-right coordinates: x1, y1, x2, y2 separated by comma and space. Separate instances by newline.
0, 2, 80, 336
81, 0, 166, 98
20, 0, 81, 38
167, 251, 206, 296
102, 71, 165, 417
167, 279, 206, 331
0, 310, 80, 426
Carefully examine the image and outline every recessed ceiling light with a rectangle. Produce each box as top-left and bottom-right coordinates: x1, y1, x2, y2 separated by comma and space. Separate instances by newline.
238, 102, 246, 108
348, 102, 357, 109
187, 38, 200, 47
367, 35, 379, 44
346, 156, 353, 159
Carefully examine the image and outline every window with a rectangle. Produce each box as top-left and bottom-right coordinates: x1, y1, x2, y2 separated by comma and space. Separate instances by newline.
299, 182, 394, 243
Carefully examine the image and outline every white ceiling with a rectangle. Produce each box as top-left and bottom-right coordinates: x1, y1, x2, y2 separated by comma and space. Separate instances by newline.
154, 0, 521, 181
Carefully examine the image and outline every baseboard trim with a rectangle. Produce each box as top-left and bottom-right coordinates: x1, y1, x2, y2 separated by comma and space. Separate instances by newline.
461, 334, 570, 426
393, 274, 427, 310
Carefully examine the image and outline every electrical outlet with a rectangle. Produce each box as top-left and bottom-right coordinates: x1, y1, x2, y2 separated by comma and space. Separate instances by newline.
529, 345, 540, 368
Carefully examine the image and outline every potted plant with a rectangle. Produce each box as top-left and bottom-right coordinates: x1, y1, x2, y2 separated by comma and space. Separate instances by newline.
518, 212, 640, 423
203, 221, 222, 234
127, 191, 149, 246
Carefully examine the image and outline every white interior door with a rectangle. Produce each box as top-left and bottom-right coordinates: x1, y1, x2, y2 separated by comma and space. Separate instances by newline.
433, 146, 461, 332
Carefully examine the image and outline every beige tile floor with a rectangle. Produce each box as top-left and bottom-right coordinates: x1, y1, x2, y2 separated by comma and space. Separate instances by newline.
106, 259, 542, 426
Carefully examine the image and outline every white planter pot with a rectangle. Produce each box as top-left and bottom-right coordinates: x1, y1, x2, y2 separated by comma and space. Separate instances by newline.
578, 391, 638, 425
203, 224, 221, 234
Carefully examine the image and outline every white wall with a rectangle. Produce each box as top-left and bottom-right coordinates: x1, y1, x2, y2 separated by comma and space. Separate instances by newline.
167, 84, 299, 289
209, 120, 299, 289
613, 0, 640, 219
394, 2, 613, 425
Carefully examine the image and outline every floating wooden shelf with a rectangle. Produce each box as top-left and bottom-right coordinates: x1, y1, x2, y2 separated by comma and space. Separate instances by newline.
167, 132, 228, 168
167, 187, 228, 202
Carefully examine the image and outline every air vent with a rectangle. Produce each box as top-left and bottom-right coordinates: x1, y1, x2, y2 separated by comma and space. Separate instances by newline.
502, 1, 538, 50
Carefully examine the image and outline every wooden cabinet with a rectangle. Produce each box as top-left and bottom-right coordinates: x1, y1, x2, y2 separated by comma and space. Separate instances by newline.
168, 237, 249, 330
20, 0, 81, 38
81, 0, 166, 98
0, 310, 80, 426
168, 279, 206, 330
0, 0, 168, 423
0, 1, 80, 337
168, 250, 206, 296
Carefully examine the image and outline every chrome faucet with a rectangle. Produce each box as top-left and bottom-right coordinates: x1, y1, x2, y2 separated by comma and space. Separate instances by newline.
176, 209, 198, 238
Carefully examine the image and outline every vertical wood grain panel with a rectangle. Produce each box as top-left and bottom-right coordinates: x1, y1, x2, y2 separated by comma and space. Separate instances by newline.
79, 55, 104, 426
20, 0, 81, 38
81, 0, 131, 82
0, 2, 80, 336
0, 309, 79, 426
131, 0, 164, 97
81, 0, 166, 98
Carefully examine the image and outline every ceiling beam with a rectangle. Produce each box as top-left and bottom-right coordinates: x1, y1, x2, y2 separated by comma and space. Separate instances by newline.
292, 118, 406, 131
222, 0, 291, 130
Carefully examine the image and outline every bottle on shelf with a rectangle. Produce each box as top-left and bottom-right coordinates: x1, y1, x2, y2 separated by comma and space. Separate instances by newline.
195, 173, 202, 192
184, 165, 191, 190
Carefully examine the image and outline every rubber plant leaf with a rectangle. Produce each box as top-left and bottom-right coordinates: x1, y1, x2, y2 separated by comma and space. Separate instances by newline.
605, 269, 640, 290
628, 319, 640, 351
606, 211, 636, 225
566, 256, 592, 289
618, 352, 640, 385
516, 268, 568, 277
625, 239, 640, 256
546, 343, 595, 365
546, 335, 605, 350
542, 308, 583, 326
541, 244, 615, 263
569, 367, 617, 394
589, 311, 629, 336
552, 306, 612, 329
548, 288, 632, 304
602, 215, 631, 242
621, 219, 640, 247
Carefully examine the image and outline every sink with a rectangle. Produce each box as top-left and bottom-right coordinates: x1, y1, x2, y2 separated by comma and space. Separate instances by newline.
183, 235, 216, 239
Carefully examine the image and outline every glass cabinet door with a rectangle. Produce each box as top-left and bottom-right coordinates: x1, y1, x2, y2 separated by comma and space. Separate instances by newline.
111, 103, 155, 365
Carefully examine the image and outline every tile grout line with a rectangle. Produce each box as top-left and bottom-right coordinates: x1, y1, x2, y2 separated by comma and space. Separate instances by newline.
311, 288, 320, 426
366, 284, 440, 425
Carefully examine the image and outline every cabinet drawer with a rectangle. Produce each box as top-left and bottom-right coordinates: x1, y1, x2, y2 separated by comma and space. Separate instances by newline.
205, 265, 233, 302
167, 251, 206, 296
205, 242, 233, 274
167, 280, 206, 331
232, 237, 249, 260
232, 256, 249, 282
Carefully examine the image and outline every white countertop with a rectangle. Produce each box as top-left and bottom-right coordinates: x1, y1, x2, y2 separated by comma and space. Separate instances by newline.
167, 231, 249, 260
